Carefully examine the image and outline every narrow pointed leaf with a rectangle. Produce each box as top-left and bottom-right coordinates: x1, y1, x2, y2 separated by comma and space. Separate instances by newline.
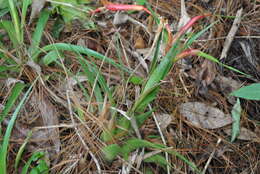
231, 83, 260, 100
0, 82, 25, 123
0, 79, 36, 174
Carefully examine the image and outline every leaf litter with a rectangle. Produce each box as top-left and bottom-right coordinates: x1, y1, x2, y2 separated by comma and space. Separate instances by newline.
179, 102, 233, 129
1, 0, 260, 173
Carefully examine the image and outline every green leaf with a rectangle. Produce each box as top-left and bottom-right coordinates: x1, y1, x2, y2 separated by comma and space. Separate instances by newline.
143, 154, 170, 170
29, 9, 51, 56
197, 51, 250, 77
121, 138, 201, 173
7, 0, 21, 43
0, 20, 19, 46
21, 0, 32, 42
135, 0, 147, 5
42, 50, 63, 65
15, 131, 33, 172
149, 30, 163, 74
0, 65, 19, 73
51, 17, 65, 39
77, 57, 103, 112
0, 82, 25, 123
132, 85, 159, 112
143, 40, 181, 93
29, 159, 49, 174
144, 167, 154, 174
102, 144, 121, 162
129, 75, 143, 85
32, 43, 131, 73
231, 98, 242, 142
136, 110, 153, 127
0, 79, 36, 174
185, 21, 218, 49
0, 8, 9, 17
21, 151, 45, 174
230, 83, 260, 100
86, 60, 115, 105
51, 0, 94, 29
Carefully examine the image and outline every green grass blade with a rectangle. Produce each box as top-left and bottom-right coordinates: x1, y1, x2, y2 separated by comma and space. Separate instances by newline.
0, 8, 9, 17
21, 0, 32, 42
21, 151, 45, 174
29, 9, 50, 56
197, 51, 251, 77
42, 50, 63, 65
231, 98, 241, 142
132, 85, 159, 112
0, 65, 20, 73
29, 159, 49, 174
102, 144, 121, 162
121, 138, 201, 173
136, 109, 154, 127
143, 154, 170, 170
144, 40, 181, 93
0, 20, 19, 46
32, 43, 131, 73
15, 130, 33, 172
0, 82, 25, 123
87, 61, 115, 105
77, 56, 104, 111
185, 21, 218, 49
7, 0, 21, 43
149, 30, 163, 74
0, 78, 37, 174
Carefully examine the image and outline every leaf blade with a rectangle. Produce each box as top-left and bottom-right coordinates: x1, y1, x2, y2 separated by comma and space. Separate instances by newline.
231, 83, 260, 100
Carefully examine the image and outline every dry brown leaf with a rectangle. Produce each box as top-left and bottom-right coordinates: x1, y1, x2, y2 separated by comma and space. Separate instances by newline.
198, 59, 216, 87
156, 113, 172, 130
32, 92, 61, 153
179, 102, 233, 129
30, 0, 47, 24
224, 127, 259, 141
214, 75, 242, 104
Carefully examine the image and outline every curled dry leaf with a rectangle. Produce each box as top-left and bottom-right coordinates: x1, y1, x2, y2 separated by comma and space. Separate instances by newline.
224, 127, 259, 141
179, 102, 233, 129
214, 75, 242, 104
198, 59, 216, 87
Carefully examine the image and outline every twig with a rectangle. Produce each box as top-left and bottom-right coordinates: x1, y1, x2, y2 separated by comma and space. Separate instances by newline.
202, 138, 222, 174
148, 104, 170, 174
220, 8, 243, 60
